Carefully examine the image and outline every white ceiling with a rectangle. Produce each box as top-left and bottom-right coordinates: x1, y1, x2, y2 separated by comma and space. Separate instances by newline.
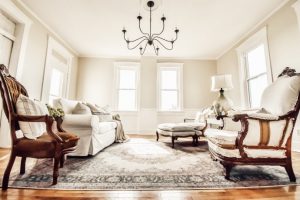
20, 0, 285, 59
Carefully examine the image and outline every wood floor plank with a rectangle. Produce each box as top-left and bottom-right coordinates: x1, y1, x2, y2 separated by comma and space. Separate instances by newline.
0, 134, 299, 199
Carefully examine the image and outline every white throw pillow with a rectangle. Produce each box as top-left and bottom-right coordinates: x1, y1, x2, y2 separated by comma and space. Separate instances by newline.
260, 75, 300, 115
16, 95, 47, 139
53, 98, 78, 114
72, 102, 92, 114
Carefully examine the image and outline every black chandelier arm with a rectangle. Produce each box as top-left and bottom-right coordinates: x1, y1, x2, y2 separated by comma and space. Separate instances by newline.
127, 38, 147, 50
153, 36, 173, 43
125, 35, 148, 43
138, 18, 150, 37
152, 17, 166, 38
154, 38, 173, 50
152, 41, 159, 55
140, 42, 149, 55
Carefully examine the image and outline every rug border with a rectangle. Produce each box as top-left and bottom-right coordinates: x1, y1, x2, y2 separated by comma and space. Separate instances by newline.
3, 183, 300, 191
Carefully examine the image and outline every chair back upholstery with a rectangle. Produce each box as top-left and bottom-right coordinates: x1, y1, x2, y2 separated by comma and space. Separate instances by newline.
243, 67, 300, 149
0, 64, 29, 142
260, 67, 300, 116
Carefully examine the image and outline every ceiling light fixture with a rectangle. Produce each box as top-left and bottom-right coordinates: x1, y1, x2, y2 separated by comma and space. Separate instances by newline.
122, 0, 179, 56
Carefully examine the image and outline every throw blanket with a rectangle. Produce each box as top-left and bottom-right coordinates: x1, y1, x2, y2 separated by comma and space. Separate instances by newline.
113, 114, 129, 143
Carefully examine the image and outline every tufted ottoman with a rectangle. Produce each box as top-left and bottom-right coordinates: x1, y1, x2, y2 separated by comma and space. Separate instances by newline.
156, 122, 206, 148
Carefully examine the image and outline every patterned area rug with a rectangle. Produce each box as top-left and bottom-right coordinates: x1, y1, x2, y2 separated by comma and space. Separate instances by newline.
5, 138, 300, 190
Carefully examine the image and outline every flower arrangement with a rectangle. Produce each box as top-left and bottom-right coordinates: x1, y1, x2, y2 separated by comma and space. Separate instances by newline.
46, 104, 65, 118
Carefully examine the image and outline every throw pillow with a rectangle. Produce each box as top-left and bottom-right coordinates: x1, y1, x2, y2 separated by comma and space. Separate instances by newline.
72, 102, 92, 114
16, 94, 47, 139
86, 103, 108, 114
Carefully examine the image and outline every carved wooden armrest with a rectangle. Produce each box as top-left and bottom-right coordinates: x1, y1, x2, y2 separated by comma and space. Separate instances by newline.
15, 114, 65, 143
232, 113, 280, 121
54, 116, 66, 132
230, 113, 290, 158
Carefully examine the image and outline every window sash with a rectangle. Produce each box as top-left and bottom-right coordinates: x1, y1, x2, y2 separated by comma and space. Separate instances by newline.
157, 64, 183, 112
114, 63, 140, 111
246, 72, 268, 108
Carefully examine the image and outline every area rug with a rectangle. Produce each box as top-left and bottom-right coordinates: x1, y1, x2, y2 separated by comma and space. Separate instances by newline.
4, 138, 300, 190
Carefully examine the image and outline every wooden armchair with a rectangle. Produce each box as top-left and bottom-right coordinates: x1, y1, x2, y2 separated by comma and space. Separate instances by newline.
205, 67, 300, 181
0, 64, 79, 190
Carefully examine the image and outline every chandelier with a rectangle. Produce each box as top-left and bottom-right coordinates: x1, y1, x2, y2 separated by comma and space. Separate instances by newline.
122, 0, 179, 55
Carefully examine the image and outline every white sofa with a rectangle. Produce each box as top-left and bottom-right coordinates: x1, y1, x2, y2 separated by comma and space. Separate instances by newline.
53, 98, 117, 156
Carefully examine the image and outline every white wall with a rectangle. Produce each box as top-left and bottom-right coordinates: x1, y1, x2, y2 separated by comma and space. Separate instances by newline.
77, 57, 217, 134
13, 0, 78, 100
217, 0, 300, 151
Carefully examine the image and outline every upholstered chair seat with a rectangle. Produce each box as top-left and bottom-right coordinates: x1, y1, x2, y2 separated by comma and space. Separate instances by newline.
15, 132, 79, 158
205, 67, 300, 182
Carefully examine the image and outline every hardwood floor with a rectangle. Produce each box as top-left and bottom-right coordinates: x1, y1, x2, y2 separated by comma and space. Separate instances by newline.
0, 135, 300, 200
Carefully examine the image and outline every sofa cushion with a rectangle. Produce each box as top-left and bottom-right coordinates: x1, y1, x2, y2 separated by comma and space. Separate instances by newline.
72, 102, 92, 114
208, 141, 241, 158
205, 128, 238, 148
183, 122, 206, 131
16, 95, 47, 139
261, 75, 300, 116
158, 123, 196, 132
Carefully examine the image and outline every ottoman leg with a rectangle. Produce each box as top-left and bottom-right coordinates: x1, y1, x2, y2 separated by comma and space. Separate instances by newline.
172, 136, 175, 148
192, 136, 195, 145
156, 131, 159, 141
196, 136, 199, 144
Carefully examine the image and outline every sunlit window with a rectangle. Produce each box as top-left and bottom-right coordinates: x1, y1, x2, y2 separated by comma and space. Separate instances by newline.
115, 63, 140, 111
246, 44, 268, 108
49, 68, 64, 105
158, 64, 183, 111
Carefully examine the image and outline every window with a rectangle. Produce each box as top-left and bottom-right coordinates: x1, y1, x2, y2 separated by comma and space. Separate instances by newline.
245, 44, 268, 108
158, 63, 183, 111
42, 37, 72, 105
236, 27, 272, 108
49, 68, 64, 104
114, 63, 140, 111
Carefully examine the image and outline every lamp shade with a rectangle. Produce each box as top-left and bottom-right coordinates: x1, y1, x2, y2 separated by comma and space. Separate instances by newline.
211, 74, 233, 91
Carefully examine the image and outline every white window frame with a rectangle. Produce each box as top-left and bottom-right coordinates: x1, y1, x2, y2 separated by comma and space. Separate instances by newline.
236, 27, 273, 108
42, 37, 73, 102
157, 63, 183, 112
113, 62, 140, 112
0, 0, 32, 79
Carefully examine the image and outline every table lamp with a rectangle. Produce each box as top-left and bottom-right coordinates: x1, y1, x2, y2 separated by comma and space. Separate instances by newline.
211, 74, 233, 115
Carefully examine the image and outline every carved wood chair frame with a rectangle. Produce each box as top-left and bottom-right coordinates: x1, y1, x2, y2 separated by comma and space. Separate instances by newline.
0, 64, 78, 190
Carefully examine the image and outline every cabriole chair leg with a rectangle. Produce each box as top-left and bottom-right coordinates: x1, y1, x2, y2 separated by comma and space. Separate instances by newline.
2, 153, 16, 190
20, 157, 26, 174
52, 157, 60, 185
285, 160, 296, 182
60, 155, 65, 168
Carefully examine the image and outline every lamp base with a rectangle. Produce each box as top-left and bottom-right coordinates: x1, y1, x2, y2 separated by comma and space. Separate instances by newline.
212, 90, 233, 115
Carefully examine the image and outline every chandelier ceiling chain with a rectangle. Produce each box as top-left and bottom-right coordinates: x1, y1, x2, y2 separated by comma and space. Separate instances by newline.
122, 0, 179, 56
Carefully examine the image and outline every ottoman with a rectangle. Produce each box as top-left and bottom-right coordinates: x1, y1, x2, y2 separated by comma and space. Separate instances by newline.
156, 122, 206, 148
